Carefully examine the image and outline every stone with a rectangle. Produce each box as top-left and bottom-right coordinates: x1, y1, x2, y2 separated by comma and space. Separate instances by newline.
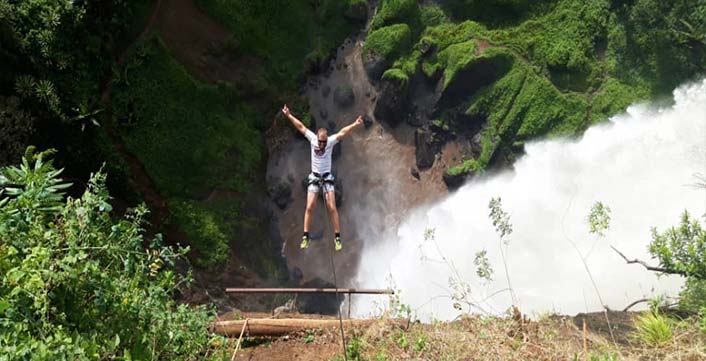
363, 115, 373, 128
333, 86, 355, 108
415, 127, 438, 170
411, 167, 420, 180
319, 108, 328, 120
443, 170, 469, 191
374, 75, 409, 127
362, 51, 390, 82
322, 85, 331, 98
268, 180, 293, 210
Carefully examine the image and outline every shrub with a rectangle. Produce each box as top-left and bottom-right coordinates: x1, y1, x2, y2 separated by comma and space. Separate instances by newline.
0, 149, 221, 359
167, 200, 229, 268
369, 0, 421, 31
364, 24, 413, 61
632, 311, 673, 346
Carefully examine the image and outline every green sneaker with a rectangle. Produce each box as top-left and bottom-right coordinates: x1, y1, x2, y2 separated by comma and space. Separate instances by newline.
300, 235, 310, 249
334, 236, 343, 251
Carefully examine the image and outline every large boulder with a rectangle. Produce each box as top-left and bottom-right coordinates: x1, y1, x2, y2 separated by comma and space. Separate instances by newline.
373, 69, 409, 127
443, 170, 469, 190
267, 180, 292, 210
297, 278, 341, 315
362, 51, 390, 82
333, 85, 355, 108
415, 126, 439, 170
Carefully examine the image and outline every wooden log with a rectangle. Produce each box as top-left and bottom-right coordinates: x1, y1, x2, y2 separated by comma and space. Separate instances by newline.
211, 318, 375, 337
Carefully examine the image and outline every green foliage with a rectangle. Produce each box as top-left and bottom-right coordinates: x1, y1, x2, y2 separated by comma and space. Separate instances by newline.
649, 211, 706, 279
0, 151, 220, 359
1, 0, 143, 121
631, 310, 673, 346
474, 249, 493, 281
381, 68, 409, 86
588, 201, 611, 237
0, 96, 35, 167
364, 24, 413, 61
167, 200, 229, 268
112, 39, 265, 269
489, 197, 513, 241
194, 0, 359, 87
369, 0, 421, 32
346, 337, 362, 360
114, 39, 262, 198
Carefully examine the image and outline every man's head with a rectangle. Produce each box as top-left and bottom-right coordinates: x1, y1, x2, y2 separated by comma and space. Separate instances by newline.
317, 128, 328, 144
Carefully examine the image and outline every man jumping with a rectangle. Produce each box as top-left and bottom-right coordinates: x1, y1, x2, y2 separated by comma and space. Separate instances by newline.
281, 104, 364, 251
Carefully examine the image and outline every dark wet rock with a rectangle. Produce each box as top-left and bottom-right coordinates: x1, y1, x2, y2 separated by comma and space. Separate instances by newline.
374, 75, 409, 127
327, 121, 337, 133
268, 180, 293, 210
363, 51, 390, 82
363, 115, 373, 128
319, 108, 328, 120
415, 126, 440, 170
437, 54, 512, 111
297, 278, 341, 315
333, 85, 355, 108
443, 170, 469, 191
411, 167, 420, 180
290, 267, 303, 285
470, 132, 483, 156
344, 1, 368, 22
332, 142, 341, 161
420, 39, 437, 57
322, 85, 331, 98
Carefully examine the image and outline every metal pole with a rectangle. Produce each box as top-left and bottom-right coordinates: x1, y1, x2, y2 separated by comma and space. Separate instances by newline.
225, 288, 394, 294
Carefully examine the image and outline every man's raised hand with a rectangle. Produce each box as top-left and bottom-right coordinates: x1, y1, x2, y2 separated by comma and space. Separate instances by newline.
355, 115, 364, 126
282, 104, 291, 117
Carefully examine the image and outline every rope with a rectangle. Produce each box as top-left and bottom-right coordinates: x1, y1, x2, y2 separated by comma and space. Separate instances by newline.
330, 248, 348, 361
324, 190, 348, 361
230, 318, 249, 361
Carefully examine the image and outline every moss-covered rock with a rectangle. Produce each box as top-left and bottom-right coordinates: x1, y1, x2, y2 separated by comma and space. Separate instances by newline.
363, 24, 413, 80
374, 68, 411, 126
369, 0, 421, 31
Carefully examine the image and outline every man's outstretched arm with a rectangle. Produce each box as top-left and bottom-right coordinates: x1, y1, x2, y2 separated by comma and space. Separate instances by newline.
334, 116, 364, 139
282, 104, 309, 136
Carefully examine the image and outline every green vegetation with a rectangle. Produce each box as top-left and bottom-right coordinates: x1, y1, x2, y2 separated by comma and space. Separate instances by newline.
363, 24, 413, 61
632, 310, 674, 346
193, 0, 362, 87
0, 150, 224, 359
364, 0, 706, 178
369, 0, 421, 32
112, 38, 263, 268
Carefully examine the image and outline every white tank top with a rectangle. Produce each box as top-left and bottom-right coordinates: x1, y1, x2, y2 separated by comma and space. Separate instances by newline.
305, 130, 339, 174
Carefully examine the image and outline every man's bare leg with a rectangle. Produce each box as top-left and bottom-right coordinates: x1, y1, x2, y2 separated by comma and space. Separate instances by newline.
301, 192, 317, 248
324, 191, 342, 250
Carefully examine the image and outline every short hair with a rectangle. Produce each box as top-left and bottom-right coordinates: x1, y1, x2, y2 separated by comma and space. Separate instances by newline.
317, 128, 328, 136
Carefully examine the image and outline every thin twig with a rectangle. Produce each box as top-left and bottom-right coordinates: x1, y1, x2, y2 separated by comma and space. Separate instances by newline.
610, 246, 687, 276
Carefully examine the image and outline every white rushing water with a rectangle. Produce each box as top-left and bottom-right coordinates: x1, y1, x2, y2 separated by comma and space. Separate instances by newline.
354, 79, 706, 320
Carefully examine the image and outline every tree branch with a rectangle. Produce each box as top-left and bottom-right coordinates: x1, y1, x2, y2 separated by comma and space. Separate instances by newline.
610, 246, 688, 277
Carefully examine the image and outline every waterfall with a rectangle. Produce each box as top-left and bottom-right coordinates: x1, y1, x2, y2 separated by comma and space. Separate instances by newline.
354, 79, 706, 320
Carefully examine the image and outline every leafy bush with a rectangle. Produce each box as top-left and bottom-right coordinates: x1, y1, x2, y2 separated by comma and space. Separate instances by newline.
632, 311, 673, 346
369, 0, 421, 32
364, 24, 413, 61
167, 199, 229, 268
0, 149, 221, 359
